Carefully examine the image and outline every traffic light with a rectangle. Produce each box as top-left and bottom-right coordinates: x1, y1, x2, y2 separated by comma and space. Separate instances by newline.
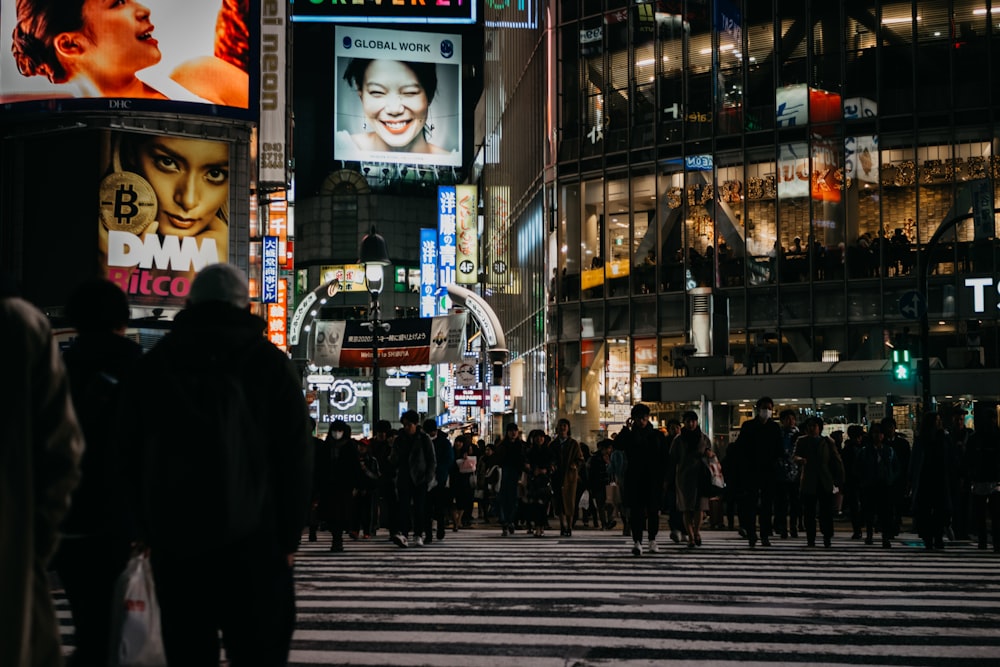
892, 349, 911, 381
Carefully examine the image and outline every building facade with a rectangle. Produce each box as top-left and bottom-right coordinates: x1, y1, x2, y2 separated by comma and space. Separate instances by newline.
542, 0, 1000, 442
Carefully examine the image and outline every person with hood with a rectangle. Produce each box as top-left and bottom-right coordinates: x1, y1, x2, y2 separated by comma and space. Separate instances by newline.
732, 396, 783, 547
118, 264, 312, 665
618, 403, 669, 556
670, 411, 712, 548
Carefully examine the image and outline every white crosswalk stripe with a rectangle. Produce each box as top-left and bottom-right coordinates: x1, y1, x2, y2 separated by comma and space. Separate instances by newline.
288, 529, 1000, 666
53, 527, 1000, 665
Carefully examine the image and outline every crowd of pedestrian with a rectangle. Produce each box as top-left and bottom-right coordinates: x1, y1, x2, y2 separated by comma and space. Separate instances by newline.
5, 269, 1000, 667
310, 393, 998, 560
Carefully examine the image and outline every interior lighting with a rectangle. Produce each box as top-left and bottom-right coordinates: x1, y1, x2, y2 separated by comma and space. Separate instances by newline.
881, 16, 920, 24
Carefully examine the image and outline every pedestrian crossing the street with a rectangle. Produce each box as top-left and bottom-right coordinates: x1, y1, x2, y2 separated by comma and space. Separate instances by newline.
55, 527, 1000, 665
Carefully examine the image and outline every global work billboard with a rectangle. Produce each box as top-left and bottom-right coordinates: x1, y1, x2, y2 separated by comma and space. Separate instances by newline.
0, 0, 254, 119
99, 129, 230, 307
333, 25, 462, 167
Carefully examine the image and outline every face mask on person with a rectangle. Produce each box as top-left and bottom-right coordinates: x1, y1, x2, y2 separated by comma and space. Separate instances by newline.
332, 430, 344, 440
758, 408, 772, 421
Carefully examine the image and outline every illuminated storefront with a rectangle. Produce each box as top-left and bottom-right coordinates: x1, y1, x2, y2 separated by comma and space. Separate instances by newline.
545, 0, 1000, 440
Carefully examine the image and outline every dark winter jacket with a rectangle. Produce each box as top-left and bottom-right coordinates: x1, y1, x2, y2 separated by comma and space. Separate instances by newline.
61, 331, 141, 536
733, 416, 784, 488
619, 422, 669, 508
121, 303, 313, 556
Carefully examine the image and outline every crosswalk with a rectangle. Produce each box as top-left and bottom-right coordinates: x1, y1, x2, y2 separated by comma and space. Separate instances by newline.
55, 526, 1000, 665
288, 527, 1000, 666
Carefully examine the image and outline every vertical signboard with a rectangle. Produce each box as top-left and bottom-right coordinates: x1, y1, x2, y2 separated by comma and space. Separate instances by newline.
455, 185, 478, 284
99, 130, 230, 307
438, 186, 457, 313
420, 227, 439, 317
260, 0, 289, 185
262, 236, 279, 303
267, 278, 288, 350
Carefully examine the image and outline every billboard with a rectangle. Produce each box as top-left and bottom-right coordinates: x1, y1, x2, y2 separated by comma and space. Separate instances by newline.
260, 0, 289, 185
0, 0, 254, 118
293, 0, 475, 25
312, 313, 467, 368
334, 26, 461, 167
100, 130, 230, 307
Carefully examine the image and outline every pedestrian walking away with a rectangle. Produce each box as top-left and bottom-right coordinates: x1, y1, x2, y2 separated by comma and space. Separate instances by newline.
119, 264, 313, 667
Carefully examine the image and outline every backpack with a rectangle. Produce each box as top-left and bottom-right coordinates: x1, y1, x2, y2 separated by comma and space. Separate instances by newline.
139, 340, 269, 552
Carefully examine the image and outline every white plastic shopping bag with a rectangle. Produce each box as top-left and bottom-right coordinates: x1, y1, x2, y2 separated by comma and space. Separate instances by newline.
109, 551, 167, 667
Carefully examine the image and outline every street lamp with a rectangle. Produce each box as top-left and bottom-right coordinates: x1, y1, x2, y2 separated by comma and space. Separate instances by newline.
359, 225, 391, 427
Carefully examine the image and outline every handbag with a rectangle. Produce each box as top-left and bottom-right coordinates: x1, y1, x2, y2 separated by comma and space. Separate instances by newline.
605, 481, 621, 506
109, 552, 167, 667
708, 457, 726, 489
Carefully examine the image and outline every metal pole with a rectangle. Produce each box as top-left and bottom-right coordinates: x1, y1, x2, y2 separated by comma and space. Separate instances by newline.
371, 293, 381, 426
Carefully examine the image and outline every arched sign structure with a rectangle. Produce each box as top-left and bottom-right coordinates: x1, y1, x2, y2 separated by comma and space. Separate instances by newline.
289, 280, 508, 370
446, 283, 509, 368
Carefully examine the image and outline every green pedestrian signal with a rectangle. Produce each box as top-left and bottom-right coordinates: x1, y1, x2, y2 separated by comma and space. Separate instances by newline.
892, 349, 911, 381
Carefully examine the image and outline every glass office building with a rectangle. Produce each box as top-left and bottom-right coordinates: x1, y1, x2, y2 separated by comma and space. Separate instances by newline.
539, 1, 1000, 441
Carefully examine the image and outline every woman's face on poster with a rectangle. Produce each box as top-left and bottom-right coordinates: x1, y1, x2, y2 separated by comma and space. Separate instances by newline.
76, 0, 161, 78
137, 137, 229, 237
358, 60, 430, 150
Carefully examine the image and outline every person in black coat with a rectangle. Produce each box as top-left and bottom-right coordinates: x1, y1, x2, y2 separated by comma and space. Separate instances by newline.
119, 265, 312, 666
911, 412, 952, 550
55, 279, 140, 667
423, 420, 454, 543
966, 403, 1000, 551
619, 403, 670, 555
319, 420, 361, 552
731, 396, 783, 547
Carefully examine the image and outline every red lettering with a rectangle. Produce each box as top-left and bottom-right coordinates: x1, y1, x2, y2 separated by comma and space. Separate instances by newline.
152, 275, 171, 296
107, 268, 192, 298
107, 268, 130, 291
170, 277, 191, 297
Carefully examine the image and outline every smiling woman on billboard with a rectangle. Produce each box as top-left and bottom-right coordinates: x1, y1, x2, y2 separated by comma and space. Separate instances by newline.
5, 0, 248, 108
340, 58, 450, 156
334, 26, 461, 167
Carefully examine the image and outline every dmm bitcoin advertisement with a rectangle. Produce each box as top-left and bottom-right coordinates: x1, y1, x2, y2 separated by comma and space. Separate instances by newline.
99, 129, 230, 307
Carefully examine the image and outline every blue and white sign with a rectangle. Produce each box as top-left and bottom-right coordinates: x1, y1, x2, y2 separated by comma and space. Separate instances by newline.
438, 186, 457, 314
262, 236, 280, 304
420, 227, 438, 318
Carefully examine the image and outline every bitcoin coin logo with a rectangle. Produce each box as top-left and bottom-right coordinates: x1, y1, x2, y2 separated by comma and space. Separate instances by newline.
99, 172, 156, 234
